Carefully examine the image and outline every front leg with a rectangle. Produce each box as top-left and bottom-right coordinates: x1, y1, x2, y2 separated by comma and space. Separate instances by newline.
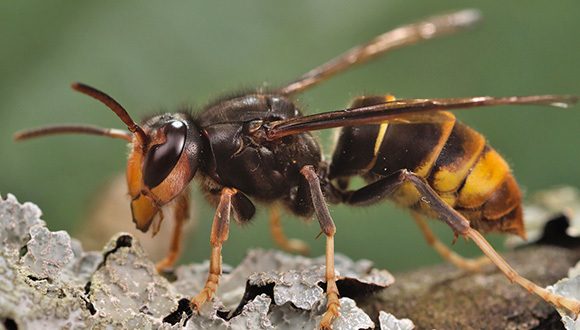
300, 165, 339, 330
155, 189, 190, 272
190, 187, 236, 310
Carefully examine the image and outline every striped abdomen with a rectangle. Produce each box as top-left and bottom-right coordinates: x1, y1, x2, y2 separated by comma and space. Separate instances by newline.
328, 96, 525, 239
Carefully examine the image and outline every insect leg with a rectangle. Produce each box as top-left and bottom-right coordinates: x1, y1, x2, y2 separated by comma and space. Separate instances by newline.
269, 206, 310, 256
400, 170, 580, 316
342, 169, 580, 314
190, 187, 235, 310
300, 165, 339, 330
341, 169, 472, 263
341, 171, 406, 206
155, 189, 190, 272
410, 211, 489, 272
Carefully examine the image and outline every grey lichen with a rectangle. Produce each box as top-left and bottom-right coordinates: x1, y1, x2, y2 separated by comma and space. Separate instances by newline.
0, 194, 402, 329
378, 312, 414, 330
22, 225, 75, 280
550, 261, 580, 330
88, 234, 178, 326
0, 193, 45, 256
0, 194, 101, 329
0, 242, 96, 329
4, 189, 579, 329
518, 187, 580, 329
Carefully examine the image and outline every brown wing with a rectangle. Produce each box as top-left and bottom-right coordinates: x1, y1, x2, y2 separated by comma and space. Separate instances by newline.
266, 95, 578, 140
278, 9, 482, 95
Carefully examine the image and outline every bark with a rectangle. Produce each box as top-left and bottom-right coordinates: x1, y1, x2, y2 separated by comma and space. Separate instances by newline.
359, 245, 580, 330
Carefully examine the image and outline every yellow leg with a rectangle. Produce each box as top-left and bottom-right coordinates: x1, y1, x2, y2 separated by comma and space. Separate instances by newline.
190, 188, 233, 310
156, 191, 190, 272
411, 211, 489, 272
190, 245, 223, 308
319, 233, 340, 330
270, 207, 310, 255
299, 165, 341, 329
466, 227, 580, 315
300, 166, 340, 330
398, 170, 580, 317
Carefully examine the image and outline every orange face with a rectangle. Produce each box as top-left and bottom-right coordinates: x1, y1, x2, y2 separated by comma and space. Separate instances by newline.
126, 116, 199, 232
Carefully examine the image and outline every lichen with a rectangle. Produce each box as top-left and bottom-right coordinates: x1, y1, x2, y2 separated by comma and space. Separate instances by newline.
378, 311, 414, 330
0, 193, 403, 329
549, 263, 580, 330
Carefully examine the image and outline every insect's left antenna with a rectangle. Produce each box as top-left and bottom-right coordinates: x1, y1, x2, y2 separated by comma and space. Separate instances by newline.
71, 83, 148, 146
13, 125, 134, 142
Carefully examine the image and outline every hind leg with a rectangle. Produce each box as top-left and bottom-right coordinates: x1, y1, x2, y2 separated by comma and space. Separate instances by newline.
300, 166, 340, 330
411, 211, 490, 272
344, 169, 580, 316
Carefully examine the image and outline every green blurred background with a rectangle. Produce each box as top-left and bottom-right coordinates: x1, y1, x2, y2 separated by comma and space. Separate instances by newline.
1, 1, 579, 272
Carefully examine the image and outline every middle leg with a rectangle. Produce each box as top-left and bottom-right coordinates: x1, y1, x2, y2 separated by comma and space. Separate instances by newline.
300, 165, 340, 330
156, 189, 190, 272
269, 206, 310, 255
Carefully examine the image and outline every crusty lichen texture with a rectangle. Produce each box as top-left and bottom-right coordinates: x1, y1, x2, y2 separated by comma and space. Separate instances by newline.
0, 193, 409, 330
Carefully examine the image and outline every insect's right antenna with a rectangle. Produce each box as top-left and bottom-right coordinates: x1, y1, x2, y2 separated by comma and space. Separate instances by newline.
71, 83, 148, 146
278, 9, 483, 95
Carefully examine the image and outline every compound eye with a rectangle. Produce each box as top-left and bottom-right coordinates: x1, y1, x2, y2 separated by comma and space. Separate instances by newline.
143, 120, 187, 188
